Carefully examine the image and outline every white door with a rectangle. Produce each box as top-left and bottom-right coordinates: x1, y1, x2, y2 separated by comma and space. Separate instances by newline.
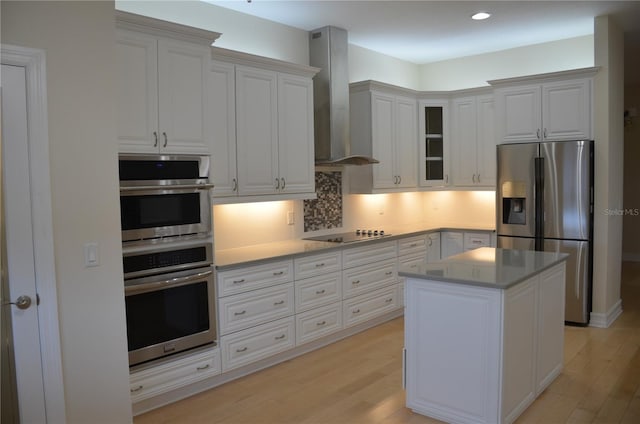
1, 64, 47, 423
395, 95, 417, 188
371, 92, 396, 189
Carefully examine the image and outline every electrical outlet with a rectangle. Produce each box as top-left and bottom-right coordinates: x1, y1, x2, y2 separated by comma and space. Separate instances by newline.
287, 211, 295, 225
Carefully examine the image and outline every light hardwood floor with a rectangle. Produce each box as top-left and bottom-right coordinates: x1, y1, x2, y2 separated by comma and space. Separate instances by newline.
135, 262, 640, 424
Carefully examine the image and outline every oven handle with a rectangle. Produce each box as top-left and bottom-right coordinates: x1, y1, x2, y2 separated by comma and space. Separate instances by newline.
125, 269, 213, 295
120, 183, 215, 192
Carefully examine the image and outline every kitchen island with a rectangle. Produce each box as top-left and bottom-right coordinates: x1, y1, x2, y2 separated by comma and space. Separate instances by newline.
400, 247, 568, 424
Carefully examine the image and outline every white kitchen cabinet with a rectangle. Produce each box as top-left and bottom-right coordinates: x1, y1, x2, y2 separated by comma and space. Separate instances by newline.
342, 258, 397, 299
294, 272, 342, 313
493, 71, 595, 144
343, 285, 398, 328
349, 82, 418, 193
426, 232, 441, 263
210, 48, 317, 201
295, 303, 343, 345
216, 259, 293, 297
451, 93, 496, 188
441, 231, 463, 258
419, 98, 451, 188
116, 13, 218, 154
404, 262, 566, 424
129, 347, 220, 403
464, 231, 492, 251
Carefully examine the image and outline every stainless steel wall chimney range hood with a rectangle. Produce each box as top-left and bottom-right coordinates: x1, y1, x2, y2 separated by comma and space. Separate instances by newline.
309, 26, 379, 166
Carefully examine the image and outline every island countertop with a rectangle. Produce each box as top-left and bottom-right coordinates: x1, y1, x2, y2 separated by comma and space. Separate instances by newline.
399, 247, 569, 289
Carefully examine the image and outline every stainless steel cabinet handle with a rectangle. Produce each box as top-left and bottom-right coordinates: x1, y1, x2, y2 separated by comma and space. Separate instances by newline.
353, 308, 360, 314
385, 298, 393, 303
316, 320, 326, 326
274, 334, 286, 340
410, 243, 418, 247
234, 310, 246, 316
233, 279, 245, 284
236, 347, 248, 353
232, 178, 238, 192
315, 289, 326, 294
281, 178, 285, 190
315, 263, 325, 268
477, 174, 481, 182
472, 174, 476, 183
273, 300, 285, 305
352, 280, 360, 285
398, 175, 402, 185
273, 271, 284, 276
130, 385, 143, 393
196, 364, 210, 371
125, 270, 213, 295
162, 132, 167, 147
152, 131, 158, 147
385, 271, 393, 276
275, 178, 280, 190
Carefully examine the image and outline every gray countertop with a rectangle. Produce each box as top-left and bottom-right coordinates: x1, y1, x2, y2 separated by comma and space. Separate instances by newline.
215, 224, 496, 269
399, 247, 568, 289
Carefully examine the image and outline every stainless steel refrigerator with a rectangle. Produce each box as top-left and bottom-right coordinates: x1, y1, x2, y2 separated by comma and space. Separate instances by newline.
497, 140, 593, 325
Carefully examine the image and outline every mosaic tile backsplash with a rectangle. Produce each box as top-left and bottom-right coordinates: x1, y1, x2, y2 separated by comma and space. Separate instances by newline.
304, 171, 343, 232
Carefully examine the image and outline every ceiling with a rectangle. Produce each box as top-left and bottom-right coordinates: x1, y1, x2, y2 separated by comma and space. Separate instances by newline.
205, 0, 640, 64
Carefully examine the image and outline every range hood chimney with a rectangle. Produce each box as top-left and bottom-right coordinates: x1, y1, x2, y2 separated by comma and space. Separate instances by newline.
309, 26, 379, 166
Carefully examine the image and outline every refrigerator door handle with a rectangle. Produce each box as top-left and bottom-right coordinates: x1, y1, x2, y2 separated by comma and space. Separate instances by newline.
534, 156, 545, 250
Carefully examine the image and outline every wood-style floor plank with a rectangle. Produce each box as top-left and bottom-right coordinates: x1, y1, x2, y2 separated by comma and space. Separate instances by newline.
134, 262, 640, 424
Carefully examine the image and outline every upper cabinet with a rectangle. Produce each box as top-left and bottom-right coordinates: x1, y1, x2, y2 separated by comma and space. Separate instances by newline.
451, 92, 496, 188
209, 48, 318, 202
349, 82, 418, 193
491, 68, 598, 144
115, 12, 220, 154
419, 98, 451, 188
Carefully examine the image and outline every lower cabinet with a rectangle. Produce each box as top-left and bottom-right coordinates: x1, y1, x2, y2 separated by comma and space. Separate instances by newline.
130, 348, 221, 403
295, 302, 343, 345
220, 316, 295, 372
343, 285, 398, 327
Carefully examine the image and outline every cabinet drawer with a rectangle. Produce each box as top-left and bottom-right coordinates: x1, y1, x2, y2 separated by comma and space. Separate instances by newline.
130, 348, 220, 403
398, 253, 427, 274
464, 232, 491, 251
217, 260, 293, 297
220, 316, 295, 372
398, 235, 427, 256
295, 303, 343, 345
294, 251, 342, 280
342, 240, 397, 269
218, 282, 294, 336
343, 286, 398, 328
343, 258, 397, 299
295, 271, 342, 313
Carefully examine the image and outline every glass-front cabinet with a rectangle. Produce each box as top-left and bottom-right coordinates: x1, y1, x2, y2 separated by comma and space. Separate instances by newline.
419, 99, 450, 187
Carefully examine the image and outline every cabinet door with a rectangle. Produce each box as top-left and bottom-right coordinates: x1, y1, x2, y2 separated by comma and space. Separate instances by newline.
235, 66, 279, 195
419, 100, 450, 187
440, 231, 463, 258
209, 61, 238, 197
371, 92, 397, 189
116, 30, 159, 153
277, 73, 315, 194
451, 97, 478, 186
426, 233, 441, 262
157, 39, 210, 154
542, 79, 591, 141
497, 85, 541, 144
476, 95, 496, 187
395, 95, 418, 188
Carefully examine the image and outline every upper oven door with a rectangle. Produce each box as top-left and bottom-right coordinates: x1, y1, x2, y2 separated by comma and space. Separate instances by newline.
120, 185, 212, 242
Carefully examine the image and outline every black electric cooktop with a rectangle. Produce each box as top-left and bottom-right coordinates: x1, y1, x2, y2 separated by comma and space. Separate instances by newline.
303, 230, 391, 244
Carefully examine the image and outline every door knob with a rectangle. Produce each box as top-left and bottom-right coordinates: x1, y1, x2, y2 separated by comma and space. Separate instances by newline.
8, 295, 32, 310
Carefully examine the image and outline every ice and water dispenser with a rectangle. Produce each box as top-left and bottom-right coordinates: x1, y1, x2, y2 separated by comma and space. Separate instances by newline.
501, 181, 526, 225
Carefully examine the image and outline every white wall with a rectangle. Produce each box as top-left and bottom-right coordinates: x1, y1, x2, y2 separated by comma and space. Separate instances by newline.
349, 44, 421, 89
1, 2, 132, 423
419, 35, 594, 90
116, 0, 310, 65
592, 15, 625, 324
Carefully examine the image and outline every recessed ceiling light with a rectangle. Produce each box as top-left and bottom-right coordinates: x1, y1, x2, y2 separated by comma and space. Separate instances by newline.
471, 12, 491, 20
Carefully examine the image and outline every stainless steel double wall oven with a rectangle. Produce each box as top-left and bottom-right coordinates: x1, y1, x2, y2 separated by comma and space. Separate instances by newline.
119, 154, 216, 366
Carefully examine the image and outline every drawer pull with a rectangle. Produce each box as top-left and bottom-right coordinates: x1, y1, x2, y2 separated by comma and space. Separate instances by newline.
273, 300, 285, 306
234, 310, 247, 316
353, 308, 360, 314
196, 364, 210, 371
315, 263, 325, 268
410, 243, 418, 247
352, 280, 360, 285
316, 320, 326, 326
232, 279, 245, 284
315, 289, 326, 295
236, 347, 248, 353
130, 385, 143, 393
273, 271, 284, 276
385, 271, 393, 276
385, 298, 393, 303
275, 334, 286, 340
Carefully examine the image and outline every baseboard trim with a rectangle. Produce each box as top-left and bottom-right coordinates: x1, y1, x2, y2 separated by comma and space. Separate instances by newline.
589, 299, 623, 328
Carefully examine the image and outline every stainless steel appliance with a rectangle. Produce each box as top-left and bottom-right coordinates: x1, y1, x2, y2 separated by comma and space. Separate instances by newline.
119, 154, 213, 242
123, 239, 216, 366
304, 229, 390, 243
497, 140, 593, 325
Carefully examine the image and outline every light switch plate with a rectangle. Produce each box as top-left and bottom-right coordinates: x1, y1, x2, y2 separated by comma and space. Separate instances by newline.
84, 242, 99, 267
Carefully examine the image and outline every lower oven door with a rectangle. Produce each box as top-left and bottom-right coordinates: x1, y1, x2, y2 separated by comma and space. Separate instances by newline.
124, 266, 216, 366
